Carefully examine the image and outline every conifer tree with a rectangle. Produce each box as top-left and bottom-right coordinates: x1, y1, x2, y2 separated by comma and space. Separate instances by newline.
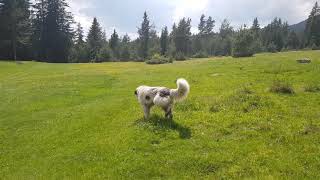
198, 14, 206, 35
75, 23, 84, 45
205, 16, 215, 35
87, 17, 103, 61
110, 29, 120, 58
305, 2, 320, 46
138, 11, 151, 60
160, 26, 169, 56
0, 0, 31, 60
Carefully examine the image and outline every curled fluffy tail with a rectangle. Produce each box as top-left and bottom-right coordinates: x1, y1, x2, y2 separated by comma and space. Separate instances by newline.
170, 78, 190, 102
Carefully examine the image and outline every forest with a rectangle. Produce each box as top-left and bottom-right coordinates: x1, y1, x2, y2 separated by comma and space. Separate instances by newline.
0, 0, 319, 63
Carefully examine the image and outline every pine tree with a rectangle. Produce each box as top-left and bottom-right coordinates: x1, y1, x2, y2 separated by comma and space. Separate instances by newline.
160, 26, 169, 56
287, 31, 300, 49
0, 0, 31, 60
173, 18, 192, 56
232, 26, 255, 57
120, 34, 131, 61
261, 18, 289, 51
205, 16, 215, 35
87, 17, 103, 61
305, 2, 320, 46
138, 11, 151, 60
32, 0, 74, 62
198, 14, 206, 35
218, 19, 233, 55
220, 19, 233, 38
75, 23, 84, 45
31, 0, 48, 60
251, 17, 260, 35
110, 29, 120, 59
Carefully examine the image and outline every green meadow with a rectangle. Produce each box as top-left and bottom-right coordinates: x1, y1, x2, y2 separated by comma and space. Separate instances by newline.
1, 50, 320, 179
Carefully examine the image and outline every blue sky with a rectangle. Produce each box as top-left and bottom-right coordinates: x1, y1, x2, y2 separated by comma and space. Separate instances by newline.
67, 0, 316, 38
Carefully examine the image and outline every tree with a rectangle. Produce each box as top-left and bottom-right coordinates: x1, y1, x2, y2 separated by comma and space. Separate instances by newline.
220, 19, 233, 38
287, 31, 300, 49
218, 19, 233, 56
250, 18, 263, 53
31, 0, 48, 60
120, 34, 131, 61
75, 23, 84, 45
32, 0, 74, 62
173, 18, 192, 56
205, 16, 215, 35
261, 18, 289, 52
110, 29, 120, 59
138, 11, 151, 60
305, 2, 320, 46
251, 17, 260, 35
198, 14, 206, 35
87, 17, 103, 61
232, 26, 255, 57
160, 26, 169, 56
70, 22, 88, 63
0, 0, 31, 60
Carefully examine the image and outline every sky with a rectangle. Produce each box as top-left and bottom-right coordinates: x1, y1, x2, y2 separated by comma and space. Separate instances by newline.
67, 0, 316, 38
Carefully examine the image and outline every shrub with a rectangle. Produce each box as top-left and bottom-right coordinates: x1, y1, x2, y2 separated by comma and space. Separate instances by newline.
192, 51, 209, 58
232, 28, 255, 58
311, 43, 320, 50
267, 42, 278, 53
174, 52, 187, 61
270, 80, 295, 94
304, 84, 320, 92
145, 54, 173, 65
96, 46, 113, 62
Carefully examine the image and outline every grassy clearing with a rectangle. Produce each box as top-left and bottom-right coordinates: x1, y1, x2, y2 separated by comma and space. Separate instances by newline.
1, 50, 320, 179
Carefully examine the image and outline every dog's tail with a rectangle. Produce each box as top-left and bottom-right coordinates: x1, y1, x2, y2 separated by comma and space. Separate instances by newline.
170, 78, 190, 102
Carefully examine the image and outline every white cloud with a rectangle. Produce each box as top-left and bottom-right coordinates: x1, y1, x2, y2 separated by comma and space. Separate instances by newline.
63, 0, 316, 38
67, 0, 93, 34
167, 0, 210, 23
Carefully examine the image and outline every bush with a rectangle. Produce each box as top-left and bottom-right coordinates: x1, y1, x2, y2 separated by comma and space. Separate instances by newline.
192, 51, 209, 58
267, 42, 278, 53
311, 43, 320, 50
68, 45, 89, 63
232, 28, 255, 58
304, 84, 320, 92
96, 46, 113, 62
270, 80, 295, 94
174, 52, 187, 61
145, 54, 173, 65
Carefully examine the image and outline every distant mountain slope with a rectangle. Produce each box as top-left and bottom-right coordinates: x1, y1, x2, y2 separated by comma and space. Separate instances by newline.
289, 20, 307, 33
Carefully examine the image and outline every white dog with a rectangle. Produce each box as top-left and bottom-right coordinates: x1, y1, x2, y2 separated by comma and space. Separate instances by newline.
135, 78, 190, 119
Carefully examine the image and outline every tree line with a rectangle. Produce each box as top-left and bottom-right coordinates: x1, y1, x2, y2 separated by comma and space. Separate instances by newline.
0, 0, 319, 63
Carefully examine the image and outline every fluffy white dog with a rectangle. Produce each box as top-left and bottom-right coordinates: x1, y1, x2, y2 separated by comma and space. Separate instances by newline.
135, 78, 190, 119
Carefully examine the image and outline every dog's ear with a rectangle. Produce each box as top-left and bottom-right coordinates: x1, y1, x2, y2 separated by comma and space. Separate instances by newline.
134, 90, 138, 96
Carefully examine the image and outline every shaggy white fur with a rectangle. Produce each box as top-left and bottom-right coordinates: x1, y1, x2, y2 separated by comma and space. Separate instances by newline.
135, 78, 190, 119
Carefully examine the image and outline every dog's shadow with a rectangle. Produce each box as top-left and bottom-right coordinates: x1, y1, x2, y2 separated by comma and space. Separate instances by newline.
135, 115, 192, 139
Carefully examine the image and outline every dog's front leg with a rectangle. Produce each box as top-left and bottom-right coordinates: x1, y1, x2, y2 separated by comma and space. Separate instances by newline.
164, 106, 173, 119
143, 105, 151, 119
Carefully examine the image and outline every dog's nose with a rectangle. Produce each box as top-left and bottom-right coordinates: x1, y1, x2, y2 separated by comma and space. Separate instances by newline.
134, 90, 138, 96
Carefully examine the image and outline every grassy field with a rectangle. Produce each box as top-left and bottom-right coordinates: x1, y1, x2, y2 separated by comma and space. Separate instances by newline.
1, 50, 320, 179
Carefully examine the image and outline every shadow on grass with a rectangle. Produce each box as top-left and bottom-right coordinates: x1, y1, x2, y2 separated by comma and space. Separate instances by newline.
135, 114, 192, 139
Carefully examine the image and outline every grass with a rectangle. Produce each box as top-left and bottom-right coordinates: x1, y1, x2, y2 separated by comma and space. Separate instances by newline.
0, 50, 320, 179
270, 80, 295, 94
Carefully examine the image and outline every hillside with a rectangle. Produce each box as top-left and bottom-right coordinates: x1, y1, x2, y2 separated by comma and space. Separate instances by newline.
1, 50, 320, 179
289, 19, 307, 33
